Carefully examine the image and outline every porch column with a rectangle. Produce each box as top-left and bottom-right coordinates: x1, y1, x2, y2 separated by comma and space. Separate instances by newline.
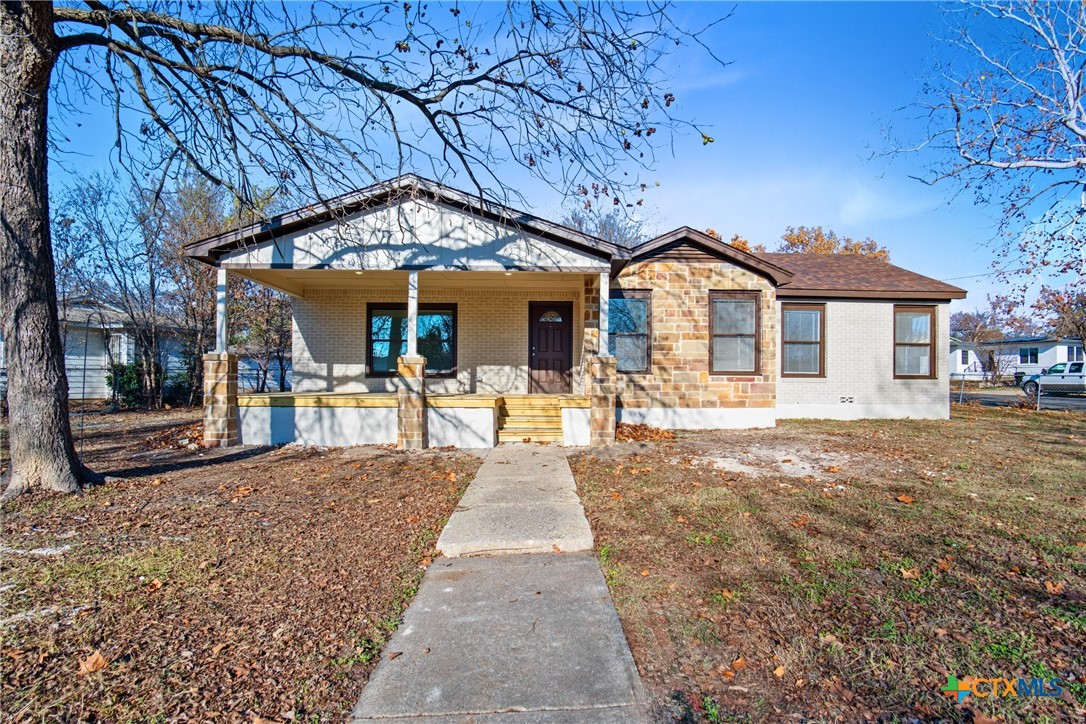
203, 353, 238, 447
587, 355, 617, 447
215, 267, 229, 353
204, 266, 239, 447
397, 355, 427, 449
597, 271, 609, 355
406, 270, 419, 357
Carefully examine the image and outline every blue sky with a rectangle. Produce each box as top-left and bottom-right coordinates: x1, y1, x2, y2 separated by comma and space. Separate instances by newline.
601, 1, 1003, 313
50, 2, 1004, 313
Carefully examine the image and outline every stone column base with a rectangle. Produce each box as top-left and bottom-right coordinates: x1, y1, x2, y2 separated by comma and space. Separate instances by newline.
397, 355, 427, 449
203, 352, 239, 448
587, 355, 617, 447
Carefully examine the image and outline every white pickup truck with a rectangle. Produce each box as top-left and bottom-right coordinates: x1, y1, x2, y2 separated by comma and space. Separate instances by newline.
1021, 361, 1086, 396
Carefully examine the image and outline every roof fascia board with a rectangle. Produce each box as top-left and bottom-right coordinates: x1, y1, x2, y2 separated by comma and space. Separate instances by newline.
184, 175, 619, 264
628, 227, 795, 286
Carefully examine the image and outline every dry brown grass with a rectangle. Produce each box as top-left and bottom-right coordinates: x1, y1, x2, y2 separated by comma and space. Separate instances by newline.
1, 409, 481, 722
571, 404, 1086, 722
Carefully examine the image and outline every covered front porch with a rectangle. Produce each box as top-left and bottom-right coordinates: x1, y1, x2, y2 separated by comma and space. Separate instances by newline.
191, 175, 621, 449
204, 267, 618, 449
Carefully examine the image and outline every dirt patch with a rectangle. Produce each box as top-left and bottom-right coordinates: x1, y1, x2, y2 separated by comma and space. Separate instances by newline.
690, 441, 852, 481
571, 405, 1086, 722
1, 408, 481, 722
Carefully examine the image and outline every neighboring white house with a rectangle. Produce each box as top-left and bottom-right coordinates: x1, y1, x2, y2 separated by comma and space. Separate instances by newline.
948, 338, 987, 380
0, 298, 190, 401
949, 336, 1084, 382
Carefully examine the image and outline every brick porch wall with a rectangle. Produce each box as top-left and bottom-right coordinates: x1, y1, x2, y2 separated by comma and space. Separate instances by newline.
291, 287, 583, 395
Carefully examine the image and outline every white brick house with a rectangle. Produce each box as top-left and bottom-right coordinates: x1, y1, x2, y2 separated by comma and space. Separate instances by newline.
184, 175, 966, 449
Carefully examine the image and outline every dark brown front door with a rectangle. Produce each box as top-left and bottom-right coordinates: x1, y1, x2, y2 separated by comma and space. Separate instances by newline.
528, 301, 573, 393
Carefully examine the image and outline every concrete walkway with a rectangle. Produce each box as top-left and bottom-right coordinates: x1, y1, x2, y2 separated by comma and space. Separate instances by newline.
351, 446, 647, 723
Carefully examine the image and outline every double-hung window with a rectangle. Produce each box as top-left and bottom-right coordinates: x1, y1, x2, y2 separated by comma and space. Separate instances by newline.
367, 303, 456, 376
608, 291, 650, 373
1069, 345, 1084, 362
1019, 347, 1039, 365
893, 306, 935, 378
781, 304, 825, 377
710, 292, 759, 374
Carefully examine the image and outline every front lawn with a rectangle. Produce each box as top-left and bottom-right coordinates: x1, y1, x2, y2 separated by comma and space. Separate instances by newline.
572, 405, 1085, 722
1, 409, 480, 721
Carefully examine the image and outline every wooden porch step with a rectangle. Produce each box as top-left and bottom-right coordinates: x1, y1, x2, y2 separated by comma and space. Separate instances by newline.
497, 429, 564, 443
500, 406, 562, 414
498, 414, 563, 425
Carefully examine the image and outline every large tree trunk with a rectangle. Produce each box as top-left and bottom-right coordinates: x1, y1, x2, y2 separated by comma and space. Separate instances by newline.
1, 2, 90, 497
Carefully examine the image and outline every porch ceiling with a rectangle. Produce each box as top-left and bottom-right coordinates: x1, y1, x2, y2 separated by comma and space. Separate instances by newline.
229, 268, 589, 298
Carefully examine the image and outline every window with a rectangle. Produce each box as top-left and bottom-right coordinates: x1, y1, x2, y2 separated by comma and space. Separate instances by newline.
961, 349, 969, 365
367, 304, 456, 376
894, 306, 935, 378
539, 310, 563, 323
1069, 345, 1084, 362
1070, 362, 1084, 374
710, 292, 759, 374
1019, 347, 1039, 365
781, 304, 824, 377
608, 291, 650, 373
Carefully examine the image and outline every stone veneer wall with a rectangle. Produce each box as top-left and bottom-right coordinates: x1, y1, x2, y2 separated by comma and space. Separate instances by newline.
292, 287, 583, 395
610, 260, 778, 417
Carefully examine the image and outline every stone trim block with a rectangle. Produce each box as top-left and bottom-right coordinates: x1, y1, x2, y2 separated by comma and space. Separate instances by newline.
586, 355, 617, 447
397, 356, 427, 449
203, 353, 239, 448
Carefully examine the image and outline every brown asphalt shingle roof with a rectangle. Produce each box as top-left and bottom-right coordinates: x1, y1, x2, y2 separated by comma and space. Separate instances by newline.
754, 253, 966, 300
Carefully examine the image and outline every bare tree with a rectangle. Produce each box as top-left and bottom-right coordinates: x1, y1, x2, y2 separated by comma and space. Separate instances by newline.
59, 176, 173, 407
907, 1, 1085, 295
1, 1, 720, 496
561, 207, 651, 249
232, 281, 292, 394
159, 175, 230, 404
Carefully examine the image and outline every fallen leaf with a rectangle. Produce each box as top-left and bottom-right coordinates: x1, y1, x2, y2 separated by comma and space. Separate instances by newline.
387, 651, 402, 660
1044, 580, 1066, 595
212, 642, 230, 655
640, 569, 650, 577
790, 514, 811, 528
78, 650, 108, 675
773, 665, 786, 678
147, 578, 164, 591
900, 568, 920, 580
896, 494, 915, 504
819, 633, 842, 647
826, 465, 840, 473
732, 656, 747, 671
